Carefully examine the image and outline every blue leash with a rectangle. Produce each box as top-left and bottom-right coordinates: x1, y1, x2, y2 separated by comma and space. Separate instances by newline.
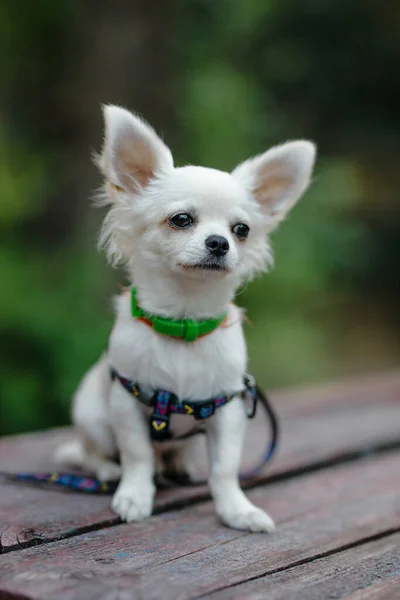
4, 388, 279, 494
240, 386, 279, 480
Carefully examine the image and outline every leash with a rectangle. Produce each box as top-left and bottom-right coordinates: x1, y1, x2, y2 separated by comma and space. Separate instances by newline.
3, 386, 279, 494
240, 385, 279, 479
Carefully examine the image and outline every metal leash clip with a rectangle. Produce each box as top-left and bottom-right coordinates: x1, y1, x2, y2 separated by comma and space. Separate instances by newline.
243, 373, 258, 419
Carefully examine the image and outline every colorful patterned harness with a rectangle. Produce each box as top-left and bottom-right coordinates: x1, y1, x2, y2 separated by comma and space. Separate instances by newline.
110, 367, 258, 442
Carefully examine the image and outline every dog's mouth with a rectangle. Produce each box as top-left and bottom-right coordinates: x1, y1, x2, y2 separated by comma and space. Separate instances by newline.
179, 260, 230, 273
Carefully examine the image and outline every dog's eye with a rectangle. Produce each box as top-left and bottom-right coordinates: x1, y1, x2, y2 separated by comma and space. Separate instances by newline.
169, 213, 194, 229
232, 223, 249, 239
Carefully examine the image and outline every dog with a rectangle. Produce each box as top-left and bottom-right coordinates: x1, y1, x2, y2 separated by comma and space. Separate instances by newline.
55, 105, 316, 533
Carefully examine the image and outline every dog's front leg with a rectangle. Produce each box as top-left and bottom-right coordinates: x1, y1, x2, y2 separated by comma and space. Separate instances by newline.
110, 381, 155, 522
206, 396, 275, 533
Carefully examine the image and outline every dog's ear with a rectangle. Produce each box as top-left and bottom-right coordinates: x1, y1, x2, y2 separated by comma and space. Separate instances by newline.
232, 141, 316, 230
99, 105, 173, 193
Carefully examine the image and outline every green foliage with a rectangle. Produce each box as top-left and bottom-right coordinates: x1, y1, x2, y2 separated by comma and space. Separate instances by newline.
1, 0, 399, 434
0, 129, 48, 225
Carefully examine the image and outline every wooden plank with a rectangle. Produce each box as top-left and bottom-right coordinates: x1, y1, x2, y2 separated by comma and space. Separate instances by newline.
201, 534, 400, 600
0, 482, 115, 551
343, 575, 400, 600
1, 372, 399, 552
0, 452, 399, 600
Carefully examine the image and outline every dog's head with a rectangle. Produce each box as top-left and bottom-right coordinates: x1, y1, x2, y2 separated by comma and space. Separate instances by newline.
97, 106, 316, 286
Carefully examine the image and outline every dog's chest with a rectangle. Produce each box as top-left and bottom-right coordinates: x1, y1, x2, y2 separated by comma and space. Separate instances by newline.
108, 296, 247, 400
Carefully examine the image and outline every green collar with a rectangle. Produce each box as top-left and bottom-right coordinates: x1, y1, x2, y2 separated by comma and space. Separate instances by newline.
131, 288, 228, 342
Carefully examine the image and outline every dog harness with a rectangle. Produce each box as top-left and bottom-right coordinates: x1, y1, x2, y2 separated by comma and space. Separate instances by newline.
110, 367, 259, 442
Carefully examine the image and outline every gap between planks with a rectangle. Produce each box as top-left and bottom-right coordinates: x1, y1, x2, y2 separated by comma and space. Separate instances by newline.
2, 440, 400, 556
192, 528, 400, 600
197, 531, 400, 600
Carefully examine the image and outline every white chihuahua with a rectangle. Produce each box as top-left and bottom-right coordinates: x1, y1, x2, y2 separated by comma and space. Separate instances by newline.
55, 105, 316, 533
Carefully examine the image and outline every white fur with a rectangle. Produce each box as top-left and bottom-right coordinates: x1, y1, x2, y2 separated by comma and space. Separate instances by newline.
55, 105, 316, 532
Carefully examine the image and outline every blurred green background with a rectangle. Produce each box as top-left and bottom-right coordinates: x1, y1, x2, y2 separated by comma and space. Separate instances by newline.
1, 0, 400, 435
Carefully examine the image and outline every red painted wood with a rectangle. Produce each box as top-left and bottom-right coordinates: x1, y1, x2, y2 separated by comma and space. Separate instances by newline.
0, 452, 399, 600
1, 372, 399, 552
201, 534, 400, 599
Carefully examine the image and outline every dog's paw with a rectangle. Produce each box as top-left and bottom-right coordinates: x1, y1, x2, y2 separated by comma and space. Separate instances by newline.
218, 506, 275, 533
111, 483, 154, 522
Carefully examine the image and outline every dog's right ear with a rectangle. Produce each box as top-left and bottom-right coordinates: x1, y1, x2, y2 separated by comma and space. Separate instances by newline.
99, 105, 174, 193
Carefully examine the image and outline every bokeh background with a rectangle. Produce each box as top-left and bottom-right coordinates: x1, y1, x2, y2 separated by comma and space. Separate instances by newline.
1, 1, 400, 435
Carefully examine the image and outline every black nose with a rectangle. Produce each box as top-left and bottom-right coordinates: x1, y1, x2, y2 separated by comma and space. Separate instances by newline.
205, 235, 230, 257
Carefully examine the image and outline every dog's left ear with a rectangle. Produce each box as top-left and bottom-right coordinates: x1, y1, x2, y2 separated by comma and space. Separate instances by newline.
232, 141, 316, 230
99, 105, 174, 194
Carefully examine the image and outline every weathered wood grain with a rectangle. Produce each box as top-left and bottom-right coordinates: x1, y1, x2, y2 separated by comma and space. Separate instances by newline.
0, 482, 116, 552
343, 575, 400, 599
201, 533, 400, 600
0, 372, 399, 553
0, 452, 399, 600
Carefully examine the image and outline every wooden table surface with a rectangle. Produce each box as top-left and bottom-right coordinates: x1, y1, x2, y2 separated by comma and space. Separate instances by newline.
0, 372, 399, 600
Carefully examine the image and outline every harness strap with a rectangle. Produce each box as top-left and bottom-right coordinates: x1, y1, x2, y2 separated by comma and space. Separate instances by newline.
151, 390, 172, 440
110, 367, 238, 442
